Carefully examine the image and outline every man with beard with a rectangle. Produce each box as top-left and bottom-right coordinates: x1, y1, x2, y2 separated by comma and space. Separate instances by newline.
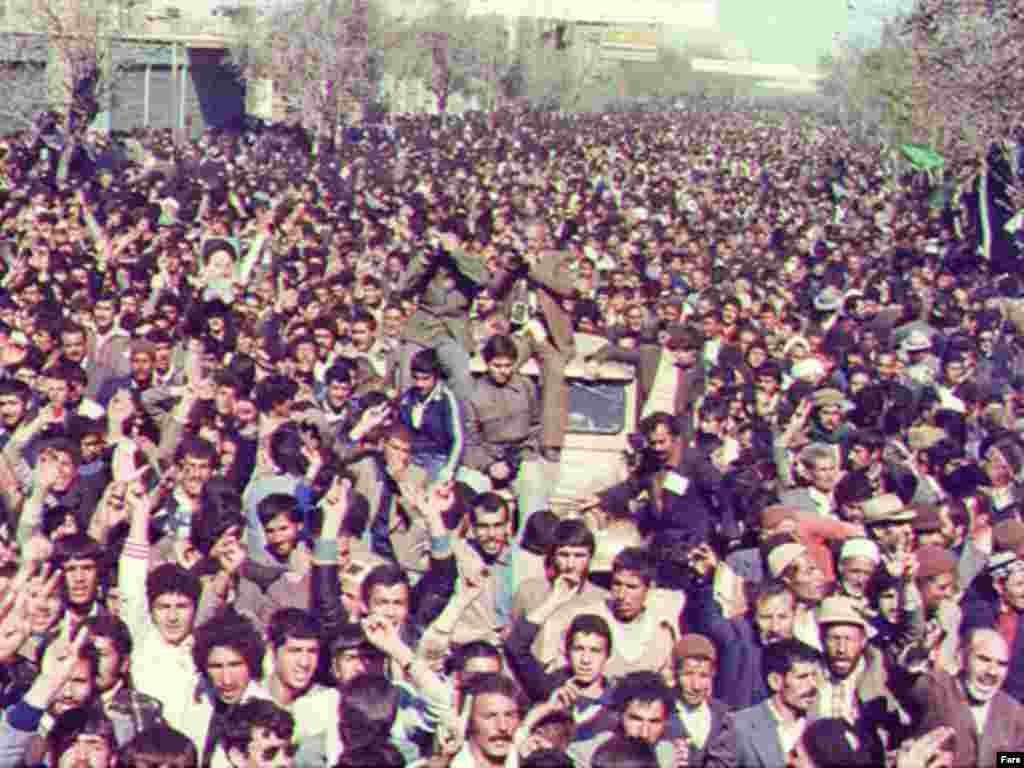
688, 544, 797, 710
567, 672, 679, 768
84, 292, 131, 400
731, 639, 822, 768
536, 548, 678, 680
0, 379, 32, 452
150, 436, 216, 552
450, 492, 520, 647
812, 597, 908, 744
898, 628, 1024, 766
834, 538, 880, 610
464, 334, 547, 526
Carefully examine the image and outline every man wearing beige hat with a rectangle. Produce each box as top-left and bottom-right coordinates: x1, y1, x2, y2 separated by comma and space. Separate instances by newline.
813, 596, 907, 743
900, 330, 940, 387
767, 541, 827, 651
862, 493, 916, 572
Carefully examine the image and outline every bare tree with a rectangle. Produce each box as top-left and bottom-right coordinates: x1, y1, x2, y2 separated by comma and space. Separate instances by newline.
902, 0, 1024, 192
230, 0, 377, 151
817, 18, 915, 146
0, 0, 141, 176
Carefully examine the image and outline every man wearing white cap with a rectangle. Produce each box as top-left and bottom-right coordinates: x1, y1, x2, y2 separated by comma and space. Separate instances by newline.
900, 330, 940, 387
768, 542, 826, 651
835, 538, 880, 610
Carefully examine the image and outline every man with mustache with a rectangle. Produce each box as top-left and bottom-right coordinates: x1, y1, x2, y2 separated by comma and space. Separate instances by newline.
182, 612, 272, 768
0, 623, 104, 766
961, 548, 1024, 704
811, 596, 908, 745
455, 673, 522, 768
688, 543, 797, 710
731, 639, 822, 768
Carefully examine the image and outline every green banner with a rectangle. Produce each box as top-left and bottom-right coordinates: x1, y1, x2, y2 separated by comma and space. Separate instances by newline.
898, 144, 944, 171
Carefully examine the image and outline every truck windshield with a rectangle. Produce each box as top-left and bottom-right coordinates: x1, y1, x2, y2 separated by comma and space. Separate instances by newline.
566, 379, 627, 434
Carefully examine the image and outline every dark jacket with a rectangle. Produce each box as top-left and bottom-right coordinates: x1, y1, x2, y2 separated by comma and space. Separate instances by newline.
685, 579, 771, 710
601, 448, 736, 589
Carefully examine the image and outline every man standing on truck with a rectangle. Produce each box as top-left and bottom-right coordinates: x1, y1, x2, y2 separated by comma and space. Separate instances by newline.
463, 334, 549, 528
490, 219, 576, 462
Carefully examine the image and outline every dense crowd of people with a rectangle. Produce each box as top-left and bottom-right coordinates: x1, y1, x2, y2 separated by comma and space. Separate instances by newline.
0, 101, 1022, 768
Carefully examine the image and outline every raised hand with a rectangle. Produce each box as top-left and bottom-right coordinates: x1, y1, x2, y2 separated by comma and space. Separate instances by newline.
434, 693, 473, 766
30, 618, 90, 708
688, 542, 719, 578
897, 726, 955, 768
320, 476, 353, 540
422, 480, 456, 528
0, 567, 33, 662
112, 440, 148, 486
361, 614, 402, 656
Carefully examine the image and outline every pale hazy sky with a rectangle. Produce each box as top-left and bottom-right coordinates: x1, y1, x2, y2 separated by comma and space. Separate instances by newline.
715, 0, 849, 70
707, 0, 909, 69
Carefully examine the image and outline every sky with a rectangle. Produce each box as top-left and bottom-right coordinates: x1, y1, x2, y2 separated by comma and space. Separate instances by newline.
700, 0, 911, 71
715, 0, 849, 70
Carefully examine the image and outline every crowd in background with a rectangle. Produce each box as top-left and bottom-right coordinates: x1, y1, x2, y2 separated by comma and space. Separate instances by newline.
0, 102, 1022, 768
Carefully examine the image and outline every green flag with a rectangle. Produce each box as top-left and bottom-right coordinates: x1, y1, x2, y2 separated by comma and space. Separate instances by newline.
899, 144, 944, 172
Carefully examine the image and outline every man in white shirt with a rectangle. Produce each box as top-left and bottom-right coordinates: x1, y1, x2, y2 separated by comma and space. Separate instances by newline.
668, 634, 737, 767
189, 612, 273, 768
264, 608, 338, 767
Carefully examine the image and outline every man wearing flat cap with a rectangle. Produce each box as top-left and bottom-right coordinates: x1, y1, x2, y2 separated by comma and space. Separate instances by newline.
806, 387, 852, 446
666, 634, 736, 768
862, 493, 916, 573
909, 544, 961, 676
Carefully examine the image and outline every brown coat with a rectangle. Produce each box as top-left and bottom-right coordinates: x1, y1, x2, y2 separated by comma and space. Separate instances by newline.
908, 670, 1024, 767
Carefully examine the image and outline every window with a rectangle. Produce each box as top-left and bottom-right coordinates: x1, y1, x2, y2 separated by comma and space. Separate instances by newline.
567, 379, 626, 435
